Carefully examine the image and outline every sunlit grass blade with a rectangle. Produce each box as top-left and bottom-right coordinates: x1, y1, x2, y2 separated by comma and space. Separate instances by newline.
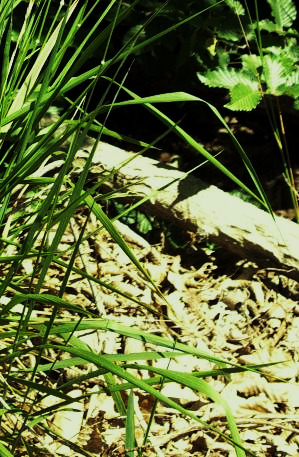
100, 86, 275, 212
38, 318, 249, 369
1, 1, 80, 134
0, 442, 14, 457
50, 343, 251, 456
0, 293, 91, 318
60, 1, 224, 96
125, 390, 136, 457
125, 364, 246, 457
84, 194, 160, 291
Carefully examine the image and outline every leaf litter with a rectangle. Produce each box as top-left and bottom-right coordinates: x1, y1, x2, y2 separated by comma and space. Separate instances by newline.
0, 154, 298, 457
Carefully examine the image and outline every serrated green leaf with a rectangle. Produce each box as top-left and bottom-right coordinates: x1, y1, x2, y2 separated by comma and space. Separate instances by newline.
241, 54, 262, 76
267, 0, 297, 29
263, 55, 287, 94
224, 0, 245, 15
258, 19, 281, 33
293, 99, 299, 109
283, 83, 299, 98
198, 68, 242, 88
225, 83, 261, 111
286, 69, 299, 87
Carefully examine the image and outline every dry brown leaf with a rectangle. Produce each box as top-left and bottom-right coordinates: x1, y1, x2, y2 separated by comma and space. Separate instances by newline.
168, 270, 186, 292
238, 393, 277, 414
271, 435, 299, 455
147, 261, 168, 284
52, 389, 84, 456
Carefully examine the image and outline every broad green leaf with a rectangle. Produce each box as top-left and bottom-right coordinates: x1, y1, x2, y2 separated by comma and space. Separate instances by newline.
263, 55, 287, 94
225, 82, 262, 111
224, 0, 245, 15
198, 68, 241, 88
267, 0, 297, 29
241, 54, 262, 76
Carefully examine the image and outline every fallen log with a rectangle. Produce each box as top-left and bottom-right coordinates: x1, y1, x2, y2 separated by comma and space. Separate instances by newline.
83, 141, 299, 281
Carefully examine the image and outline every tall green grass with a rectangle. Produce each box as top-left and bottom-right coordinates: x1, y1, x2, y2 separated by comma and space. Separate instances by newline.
0, 1, 288, 456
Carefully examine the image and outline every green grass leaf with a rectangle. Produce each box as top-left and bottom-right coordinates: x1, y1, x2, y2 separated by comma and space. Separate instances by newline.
125, 390, 136, 457
0, 442, 14, 457
50, 342, 248, 456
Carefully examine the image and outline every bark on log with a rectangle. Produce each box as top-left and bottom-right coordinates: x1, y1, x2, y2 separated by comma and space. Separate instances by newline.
86, 142, 299, 281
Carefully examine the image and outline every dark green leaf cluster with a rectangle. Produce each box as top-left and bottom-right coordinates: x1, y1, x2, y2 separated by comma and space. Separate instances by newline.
197, 0, 299, 110
81, 0, 298, 111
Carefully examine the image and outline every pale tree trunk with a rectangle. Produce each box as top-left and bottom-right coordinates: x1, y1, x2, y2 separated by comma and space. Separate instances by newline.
83, 141, 299, 282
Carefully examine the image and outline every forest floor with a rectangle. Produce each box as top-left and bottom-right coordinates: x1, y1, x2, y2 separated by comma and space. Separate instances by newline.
5, 109, 298, 457
19, 199, 298, 457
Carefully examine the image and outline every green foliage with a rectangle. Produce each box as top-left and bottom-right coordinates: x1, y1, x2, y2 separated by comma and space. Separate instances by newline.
267, 0, 297, 29
197, 0, 299, 111
0, 2, 264, 456
114, 201, 154, 234
83, 0, 298, 111
0, 1, 294, 455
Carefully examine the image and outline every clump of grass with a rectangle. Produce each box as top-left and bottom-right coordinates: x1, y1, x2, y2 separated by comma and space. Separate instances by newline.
0, 1, 291, 456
